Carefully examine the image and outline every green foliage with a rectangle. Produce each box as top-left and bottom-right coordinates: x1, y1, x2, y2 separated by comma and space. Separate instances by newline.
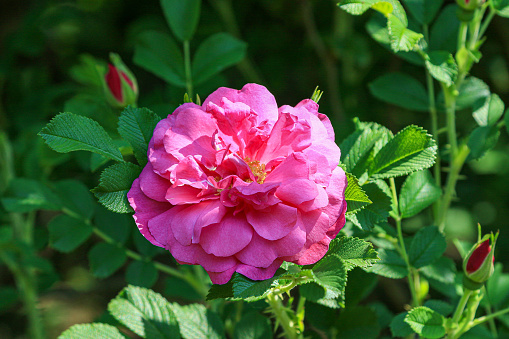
192, 33, 247, 86
423, 300, 453, 317
125, 261, 159, 288
347, 180, 392, 231
344, 173, 371, 214
369, 125, 437, 179
336, 306, 381, 338
328, 234, 379, 270
88, 243, 127, 278
366, 248, 408, 278
38, 113, 124, 162
391, 312, 414, 337
171, 303, 224, 339
118, 107, 161, 166
401, 0, 444, 24
48, 214, 92, 253
133, 31, 185, 87
399, 170, 441, 218
387, 14, 423, 52
429, 5, 459, 53
420, 257, 457, 284
1, 178, 62, 213
493, 0, 509, 17
424, 51, 458, 87
59, 323, 126, 339
473, 94, 505, 127
232, 269, 288, 300
160, 0, 201, 42
54, 180, 96, 220
404, 306, 446, 339
456, 76, 491, 110
233, 312, 272, 339
408, 226, 446, 268
94, 206, 132, 244
369, 72, 429, 111
468, 125, 501, 161
91, 162, 142, 213
107, 285, 179, 338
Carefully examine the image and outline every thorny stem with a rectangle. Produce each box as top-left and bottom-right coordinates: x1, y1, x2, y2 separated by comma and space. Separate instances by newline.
266, 293, 300, 339
390, 178, 419, 307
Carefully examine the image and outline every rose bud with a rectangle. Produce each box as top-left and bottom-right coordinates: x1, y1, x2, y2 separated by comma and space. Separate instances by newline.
103, 53, 138, 108
456, 0, 485, 11
462, 230, 498, 290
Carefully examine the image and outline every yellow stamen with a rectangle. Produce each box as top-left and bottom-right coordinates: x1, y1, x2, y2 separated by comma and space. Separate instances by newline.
245, 157, 266, 184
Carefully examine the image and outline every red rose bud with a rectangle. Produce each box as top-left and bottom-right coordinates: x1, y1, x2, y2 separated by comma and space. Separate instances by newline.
462, 230, 498, 290
103, 53, 138, 108
456, 0, 485, 10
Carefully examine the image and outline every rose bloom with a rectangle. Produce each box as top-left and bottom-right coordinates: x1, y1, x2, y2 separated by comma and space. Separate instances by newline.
127, 84, 347, 284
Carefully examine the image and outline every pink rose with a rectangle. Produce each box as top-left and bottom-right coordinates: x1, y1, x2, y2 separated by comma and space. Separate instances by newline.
127, 84, 347, 284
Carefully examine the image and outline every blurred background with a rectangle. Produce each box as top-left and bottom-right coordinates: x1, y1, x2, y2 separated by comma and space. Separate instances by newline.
1, 0, 509, 337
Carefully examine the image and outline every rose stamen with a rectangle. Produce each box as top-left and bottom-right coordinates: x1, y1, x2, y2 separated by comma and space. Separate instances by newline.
245, 157, 267, 184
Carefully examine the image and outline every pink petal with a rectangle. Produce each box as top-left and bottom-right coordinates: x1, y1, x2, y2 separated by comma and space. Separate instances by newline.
127, 179, 170, 247
322, 166, 348, 228
166, 185, 203, 205
203, 83, 279, 127
294, 99, 335, 141
236, 259, 283, 281
207, 266, 238, 284
171, 156, 208, 189
265, 152, 310, 183
276, 179, 318, 206
246, 204, 298, 240
139, 163, 171, 202
298, 184, 329, 212
200, 213, 253, 257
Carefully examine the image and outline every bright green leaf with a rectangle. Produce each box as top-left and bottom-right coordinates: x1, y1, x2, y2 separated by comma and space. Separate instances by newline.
328, 234, 379, 270
369, 73, 429, 111
48, 214, 93, 253
347, 180, 392, 231
126, 261, 158, 288
390, 312, 414, 337
399, 170, 442, 218
108, 285, 179, 338
408, 226, 446, 268
424, 300, 453, 317
366, 248, 408, 278
232, 269, 288, 301
133, 31, 185, 87
91, 162, 142, 213
468, 125, 501, 161
387, 14, 423, 52
89, 243, 127, 278
160, 0, 201, 42
425, 51, 458, 87
405, 306, 446, 339
172, 303, 224, 339
118, 106, 161, 166
38, 113, 123, 162
369, 125, 437, 179
58, 323, 126, 339
420, 257, 457, 284
493, 0, 509, 17
401, 0, 444, 24
473, 93, 505, 127
456, 76, 491, 110
233, 312, 271, 339
338, 0, 408, 26
192, 33, 247, 86
344, 173, 372, 214
311, 255, 348, 301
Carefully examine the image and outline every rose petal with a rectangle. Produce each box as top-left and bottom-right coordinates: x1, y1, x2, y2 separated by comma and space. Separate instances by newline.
207, 266, 238, 284
298, 184, 329, 212
265, 152, 310, 183
236, 259, 283, 281
200, 213, 253, 257
246, 204, 298, 240
276, 179, 318, 206
139, 163, 171, 202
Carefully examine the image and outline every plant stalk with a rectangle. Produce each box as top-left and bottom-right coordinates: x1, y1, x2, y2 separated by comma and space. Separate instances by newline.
184, 40, 194, 98
266, 293, 300, 339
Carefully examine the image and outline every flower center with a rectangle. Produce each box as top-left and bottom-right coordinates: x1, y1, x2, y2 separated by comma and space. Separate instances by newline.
245, 157, 266, 184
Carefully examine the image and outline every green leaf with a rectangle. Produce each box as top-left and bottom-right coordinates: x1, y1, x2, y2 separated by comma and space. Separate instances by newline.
160, 0, 200, 41
347, 180, 392, 231
54, 180, 96, 220
344, 173, 372, 214
38, 113, 123, 162
328, 234, 379, 270
172, 303, 224, 339
126, 261, 158, 288
48, 214, 93, 253
89, 243, 127, 278
118, 106, 161, 166
493, 0, 509, 17
408, 226, 446, 268
311, 255, 348, 301
133, 31, 185, 87
456, 76, 491, 110
424, 300, 453, 317
468, 125, 500, 161
486, 263, 509, 308
390, 312, 414, 337
387, 14, 424, 52
91, 162, 142, 213
369, 125, 437, 179
59, 323, 126, 339
165, 276, 203, 302
232, 269, 288, 300
425, 51, 458, 87
404, 306, 446, 339
206, 280, 234, 300
429, 5, 459, 53
369, 72, 429, 111
132, 229, 164, 257
338, 0, 408, 26
0, 287, 18, 311
94, 206, 131, 244
473, 93, 505, 127
1, 178, 62, 213
401, 0, 444, 24
233, 312, 272, 339
192, 33, 247, 86
420, 257, 457, 284
107, 285, 179, 339
336, 305, 381, 338
399, 170, 441, 218
366, 248, 408, 278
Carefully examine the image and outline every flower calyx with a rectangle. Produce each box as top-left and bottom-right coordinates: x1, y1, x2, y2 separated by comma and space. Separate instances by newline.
462, 226, 498, 290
